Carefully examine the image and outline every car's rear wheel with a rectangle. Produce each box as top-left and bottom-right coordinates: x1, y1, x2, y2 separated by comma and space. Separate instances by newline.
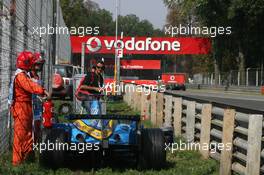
39, 128, 67, 169
138, 128, 166, 170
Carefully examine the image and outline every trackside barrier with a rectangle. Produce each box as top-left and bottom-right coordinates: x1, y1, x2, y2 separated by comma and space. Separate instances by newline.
123, 84, 264, 175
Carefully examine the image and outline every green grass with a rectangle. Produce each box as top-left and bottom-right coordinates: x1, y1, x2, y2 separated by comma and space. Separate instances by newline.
0, 149, 219, 175
53, 100, 71, 122
107, 101, 153, 128
106, 101, 140, 115
0, 101, 219, 175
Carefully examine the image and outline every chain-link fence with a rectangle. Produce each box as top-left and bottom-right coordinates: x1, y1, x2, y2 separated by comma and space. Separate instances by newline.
0, 0, 71, 154
193, 68, 264, 87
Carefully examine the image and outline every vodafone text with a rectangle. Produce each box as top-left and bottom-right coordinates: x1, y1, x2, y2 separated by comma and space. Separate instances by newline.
87, 37, 181, 53
71, 36, 211, 54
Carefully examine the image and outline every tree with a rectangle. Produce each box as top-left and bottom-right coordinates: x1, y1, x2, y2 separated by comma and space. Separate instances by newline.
60, 0, 114, 35
117, 15, 161, 36
60, 1, 162, 37
83, 0, 99, 11
228, 0, 264, 84
163, 0, 264, 85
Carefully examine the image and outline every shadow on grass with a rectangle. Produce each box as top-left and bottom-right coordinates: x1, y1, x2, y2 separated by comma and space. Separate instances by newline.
39, 140, 219, 174
0, 144, 218, 175
41, 152, 175, 172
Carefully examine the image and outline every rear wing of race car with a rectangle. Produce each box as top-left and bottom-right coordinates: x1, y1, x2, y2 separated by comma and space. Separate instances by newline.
66, 114, 141, 121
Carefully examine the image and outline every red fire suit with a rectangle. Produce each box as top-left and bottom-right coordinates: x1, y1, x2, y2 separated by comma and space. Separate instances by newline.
10, 72, 45, 166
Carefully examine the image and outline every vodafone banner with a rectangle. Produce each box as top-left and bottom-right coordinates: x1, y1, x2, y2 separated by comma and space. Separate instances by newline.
71, 36, 211, 55
121, 60, 160, 70
162, 73, 186, 84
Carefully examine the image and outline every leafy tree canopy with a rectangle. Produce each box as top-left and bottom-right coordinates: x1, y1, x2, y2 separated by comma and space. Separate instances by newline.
60, 0, 163, 36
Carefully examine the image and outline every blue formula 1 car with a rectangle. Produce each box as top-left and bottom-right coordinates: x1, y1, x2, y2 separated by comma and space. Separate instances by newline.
39, 97, 166, 170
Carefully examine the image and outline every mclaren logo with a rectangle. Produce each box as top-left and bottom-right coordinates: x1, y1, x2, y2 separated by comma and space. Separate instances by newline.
86, 37, 102, 52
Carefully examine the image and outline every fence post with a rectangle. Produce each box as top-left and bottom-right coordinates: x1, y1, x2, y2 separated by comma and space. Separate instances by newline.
123, 88, 128, 103
141, 90, 148, 119
199, 104, 212, 159
220, 109, 236, 175
146, 94, 151, 120
238, 71, 240, 86
256, 70, 259, 86
186, 101, 196, 143
127, 84, 132, 106
156, 93, 164, 127
123, 84, 129, 104
173, 97, 182, 137
164, 95, 173, 127
135, 91, 141, 112
150, 91, 157, 125
246, 114, 263, 175
140, 91, 145, 116
132, 86, 137, 111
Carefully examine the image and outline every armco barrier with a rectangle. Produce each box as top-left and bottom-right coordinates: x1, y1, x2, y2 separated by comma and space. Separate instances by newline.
123, 84, 264, 175
187, 84, 261, 94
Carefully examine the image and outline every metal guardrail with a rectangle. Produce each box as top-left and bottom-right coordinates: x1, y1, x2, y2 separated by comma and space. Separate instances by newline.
187, 84, 261, 94
165, 90, 264, 115
193, 69, 264, 87
123, 84, 264, 175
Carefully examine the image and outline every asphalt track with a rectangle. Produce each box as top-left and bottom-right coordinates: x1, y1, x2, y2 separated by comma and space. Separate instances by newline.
167, 89, 264, 113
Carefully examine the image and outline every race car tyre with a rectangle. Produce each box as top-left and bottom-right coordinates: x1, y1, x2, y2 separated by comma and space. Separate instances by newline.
39, 128, 67, 169
138, 128, 166, 170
